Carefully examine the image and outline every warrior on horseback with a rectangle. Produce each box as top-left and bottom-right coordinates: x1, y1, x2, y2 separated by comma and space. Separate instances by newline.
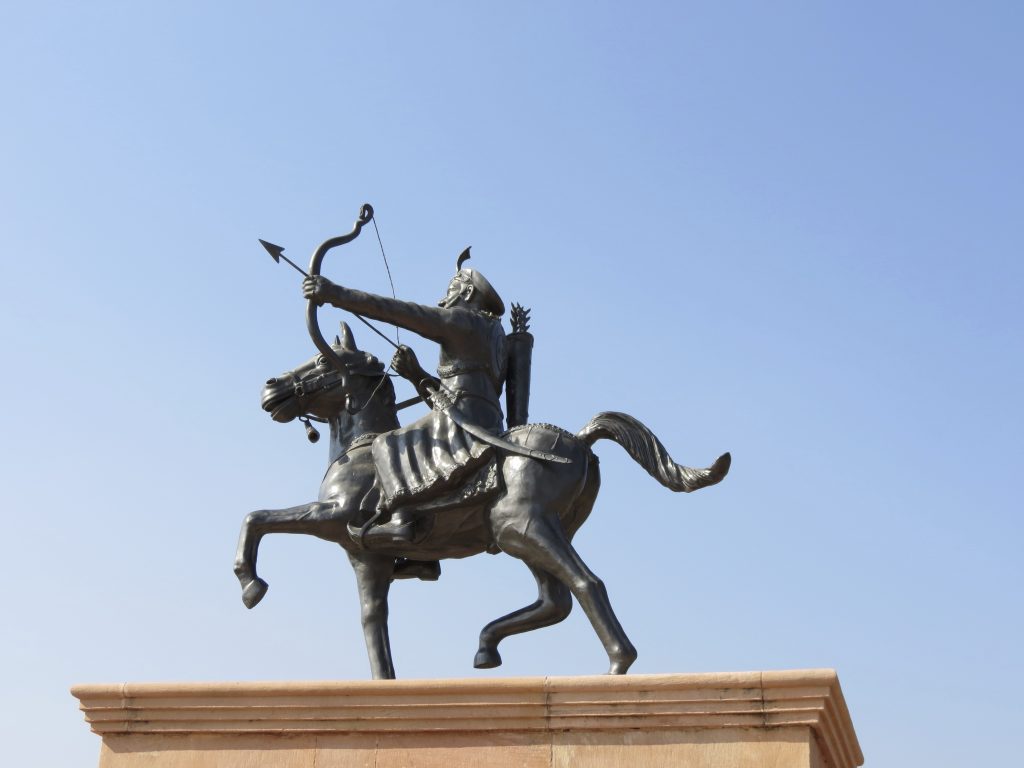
303, 247, 533, 549
240, 204, 731, 679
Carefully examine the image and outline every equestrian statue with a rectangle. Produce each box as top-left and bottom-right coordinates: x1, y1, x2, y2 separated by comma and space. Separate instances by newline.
235, 203, 731, 679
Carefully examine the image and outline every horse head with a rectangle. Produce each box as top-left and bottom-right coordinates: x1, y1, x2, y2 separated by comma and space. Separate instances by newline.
261, 322, 395, 425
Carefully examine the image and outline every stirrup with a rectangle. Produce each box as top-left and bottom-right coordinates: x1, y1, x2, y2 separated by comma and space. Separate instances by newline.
393, 558, 441, 581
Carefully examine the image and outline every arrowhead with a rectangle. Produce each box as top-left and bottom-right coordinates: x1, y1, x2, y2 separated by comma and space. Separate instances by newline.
258, 238, 285, 263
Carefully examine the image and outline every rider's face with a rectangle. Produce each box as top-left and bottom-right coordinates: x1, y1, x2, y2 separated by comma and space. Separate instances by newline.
439, 275, 467, 308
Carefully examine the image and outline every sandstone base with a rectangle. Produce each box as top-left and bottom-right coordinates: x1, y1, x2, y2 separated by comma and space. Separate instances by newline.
72, 669, 863, 768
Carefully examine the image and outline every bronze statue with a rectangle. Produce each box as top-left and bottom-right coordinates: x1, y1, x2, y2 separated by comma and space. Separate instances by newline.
300, 246, 552, 550
235, 204, 730, 679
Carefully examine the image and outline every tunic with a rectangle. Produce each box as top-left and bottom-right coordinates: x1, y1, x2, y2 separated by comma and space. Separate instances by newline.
322, 286, 507, 510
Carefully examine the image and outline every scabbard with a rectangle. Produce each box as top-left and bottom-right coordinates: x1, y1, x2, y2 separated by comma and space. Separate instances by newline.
448, 408, 571, 464
430, 384, 570, 464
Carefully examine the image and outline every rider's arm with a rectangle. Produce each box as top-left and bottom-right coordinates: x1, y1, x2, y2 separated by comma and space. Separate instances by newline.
391, 345, 440, 402
314, 283, 473, 344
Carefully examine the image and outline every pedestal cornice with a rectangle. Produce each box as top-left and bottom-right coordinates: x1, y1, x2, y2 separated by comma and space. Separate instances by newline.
72, 669, 863, 768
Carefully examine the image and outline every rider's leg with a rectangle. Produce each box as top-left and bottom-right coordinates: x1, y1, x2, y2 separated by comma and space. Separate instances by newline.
362, 509, 416, 546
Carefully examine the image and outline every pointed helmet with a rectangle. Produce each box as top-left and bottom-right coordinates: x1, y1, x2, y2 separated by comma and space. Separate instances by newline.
454, 247, 505, 317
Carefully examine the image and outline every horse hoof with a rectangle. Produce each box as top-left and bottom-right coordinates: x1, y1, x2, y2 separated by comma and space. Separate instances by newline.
242, 578, 269, 609
474, 648, 502, 669
607, 657, 636, 675
607, 647, 637, 675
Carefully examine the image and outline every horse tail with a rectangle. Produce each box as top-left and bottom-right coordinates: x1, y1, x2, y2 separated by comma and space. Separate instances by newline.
576, 411, 731, 492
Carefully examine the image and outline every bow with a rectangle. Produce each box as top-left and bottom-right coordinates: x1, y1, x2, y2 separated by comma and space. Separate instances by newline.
305, 203, 376, 375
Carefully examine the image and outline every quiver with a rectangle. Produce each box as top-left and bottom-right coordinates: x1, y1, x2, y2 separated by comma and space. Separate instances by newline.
505, 304, 533, 429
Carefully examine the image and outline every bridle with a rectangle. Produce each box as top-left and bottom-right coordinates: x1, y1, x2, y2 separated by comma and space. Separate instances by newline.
286, 365, 348, 401
282, 361, 393, 443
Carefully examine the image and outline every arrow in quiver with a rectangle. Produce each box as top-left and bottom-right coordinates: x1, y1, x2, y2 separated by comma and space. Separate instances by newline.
506, 303, 533, 429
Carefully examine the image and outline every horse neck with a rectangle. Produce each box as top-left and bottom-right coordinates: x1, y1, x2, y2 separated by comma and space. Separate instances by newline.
326, 391, 401, 465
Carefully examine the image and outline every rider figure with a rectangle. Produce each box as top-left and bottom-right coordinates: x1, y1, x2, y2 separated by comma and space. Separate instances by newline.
303, 248, 507, 547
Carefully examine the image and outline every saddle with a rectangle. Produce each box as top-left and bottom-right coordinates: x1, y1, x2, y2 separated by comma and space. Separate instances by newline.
349, 421, 574, 552
398, 456, 503, 518
348, 454, 504, 550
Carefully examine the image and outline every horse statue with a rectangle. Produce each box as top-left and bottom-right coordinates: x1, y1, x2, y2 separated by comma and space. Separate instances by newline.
235, 324, 730, 679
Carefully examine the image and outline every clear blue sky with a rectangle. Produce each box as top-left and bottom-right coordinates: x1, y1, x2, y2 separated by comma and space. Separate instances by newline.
1, 2, 1021, 765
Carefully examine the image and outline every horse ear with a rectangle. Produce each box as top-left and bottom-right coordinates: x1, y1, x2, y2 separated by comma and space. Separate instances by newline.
338, 321, 356, 350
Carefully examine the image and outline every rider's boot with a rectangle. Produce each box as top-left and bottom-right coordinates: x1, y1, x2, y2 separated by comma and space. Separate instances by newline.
362, 512, 415, 547
392, 558, 441, 581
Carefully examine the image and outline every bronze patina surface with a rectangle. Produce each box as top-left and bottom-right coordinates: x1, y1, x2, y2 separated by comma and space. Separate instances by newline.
236, 204, 730, 679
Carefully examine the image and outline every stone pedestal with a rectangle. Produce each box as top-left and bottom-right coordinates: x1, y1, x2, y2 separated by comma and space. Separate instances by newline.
72, 669, 863, 767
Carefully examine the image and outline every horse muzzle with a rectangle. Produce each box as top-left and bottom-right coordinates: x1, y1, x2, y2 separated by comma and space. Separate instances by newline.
261, 379, 299, 422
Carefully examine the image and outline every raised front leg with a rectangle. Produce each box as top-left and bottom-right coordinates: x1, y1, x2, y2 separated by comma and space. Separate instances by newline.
234, 501, 339, 608
348, 553, 397, 679
475, 565, 572, 669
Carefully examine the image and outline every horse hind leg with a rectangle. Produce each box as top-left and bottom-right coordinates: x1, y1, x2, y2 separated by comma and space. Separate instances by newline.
474, 565, 572, 669
233, 502, 338, 609
494, 512, 637, 675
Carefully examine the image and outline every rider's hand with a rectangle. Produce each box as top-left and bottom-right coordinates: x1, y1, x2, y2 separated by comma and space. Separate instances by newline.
302, 275, 334, 305
391, 345, 423, 380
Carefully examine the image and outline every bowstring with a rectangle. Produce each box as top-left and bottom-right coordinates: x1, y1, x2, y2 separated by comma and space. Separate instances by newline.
359, 214, 402, 411
371, 216, 400, 346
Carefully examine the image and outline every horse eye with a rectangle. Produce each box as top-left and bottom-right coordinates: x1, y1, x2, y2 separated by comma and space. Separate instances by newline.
316, 356, 328, 367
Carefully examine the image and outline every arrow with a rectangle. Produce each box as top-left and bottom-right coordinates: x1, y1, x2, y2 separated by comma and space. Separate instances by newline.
260, 236, 400, 351
259, 238, 308, 277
